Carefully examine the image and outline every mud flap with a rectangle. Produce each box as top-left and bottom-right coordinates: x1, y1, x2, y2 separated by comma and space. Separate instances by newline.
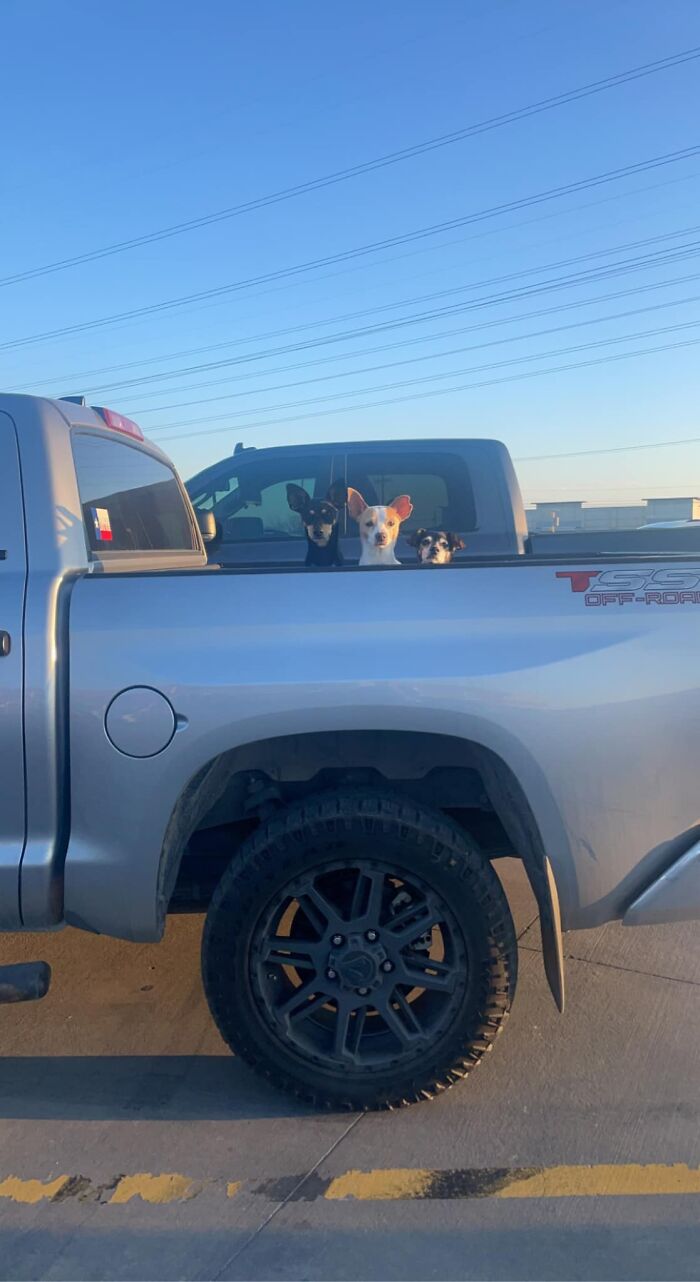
535, 857, 565, 1012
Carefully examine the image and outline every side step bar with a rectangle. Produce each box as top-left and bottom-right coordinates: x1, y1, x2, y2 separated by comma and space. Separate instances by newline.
0, 962, 51, 1005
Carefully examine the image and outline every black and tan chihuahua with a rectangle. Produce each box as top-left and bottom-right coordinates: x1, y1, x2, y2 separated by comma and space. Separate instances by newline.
287, 480, 348, 567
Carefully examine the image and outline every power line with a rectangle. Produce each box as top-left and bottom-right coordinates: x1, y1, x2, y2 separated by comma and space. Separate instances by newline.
149, 320, 700, 434
516, 437, 700, 462
128, 270, 697, 405
132, 293, 700, 417
80, 224, 700, 397
11, 167, 700, 394
100, 241, 700, 410
3, 45, 698, 290
150, 333, 700, 445
1, 144, 698, 355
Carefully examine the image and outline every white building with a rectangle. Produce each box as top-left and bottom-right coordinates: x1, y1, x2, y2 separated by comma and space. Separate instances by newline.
525, 496, 700, 533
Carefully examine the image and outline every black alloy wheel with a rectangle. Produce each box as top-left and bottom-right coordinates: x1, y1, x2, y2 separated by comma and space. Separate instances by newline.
202, 791, 517, 1110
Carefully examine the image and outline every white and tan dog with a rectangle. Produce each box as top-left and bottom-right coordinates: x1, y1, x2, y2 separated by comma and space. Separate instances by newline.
347, 488, 413, 566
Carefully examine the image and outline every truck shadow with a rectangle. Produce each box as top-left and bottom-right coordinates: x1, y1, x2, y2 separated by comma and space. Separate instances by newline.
0, 1054, 319, 1121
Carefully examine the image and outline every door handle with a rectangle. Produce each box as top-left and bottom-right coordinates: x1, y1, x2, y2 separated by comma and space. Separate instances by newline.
0, 632, 11, 657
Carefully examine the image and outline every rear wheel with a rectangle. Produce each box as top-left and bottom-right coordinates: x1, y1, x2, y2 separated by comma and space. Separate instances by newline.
202, 791, 517, 1109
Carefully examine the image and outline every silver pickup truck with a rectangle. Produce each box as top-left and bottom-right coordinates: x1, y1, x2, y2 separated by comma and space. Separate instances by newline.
2, 392, 699, 1110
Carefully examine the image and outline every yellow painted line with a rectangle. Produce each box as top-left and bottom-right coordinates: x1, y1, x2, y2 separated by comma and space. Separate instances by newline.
496, 1164, 700, 1199
0, 1176, 70, 1204
323, 1164, 700, 1201
2, 1164, 700, 1206
326, 1169, 434, 1200
109, 1173, 200, 1205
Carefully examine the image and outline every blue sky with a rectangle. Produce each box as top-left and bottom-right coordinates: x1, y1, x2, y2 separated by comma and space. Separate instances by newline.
2, 0, 699, 506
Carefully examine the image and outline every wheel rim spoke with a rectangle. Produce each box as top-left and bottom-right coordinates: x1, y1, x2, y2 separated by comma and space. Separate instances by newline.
346, 1005, 367, 1057
333, 999, 354, 1060
261, 937, 324, 970
398, 956, 457, 994
278, 984, 330, 1022
387, 900, 438, 945
375, 991, 424, 1048
392, 989, 424, 1036
349, 868, 385, 923
298, 885, 342, 934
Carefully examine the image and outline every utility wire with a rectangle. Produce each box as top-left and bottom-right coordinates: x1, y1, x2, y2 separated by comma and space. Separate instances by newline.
150, 333, 700, 445
149, 318, 700, 433
3, 45, 698, 289
126, 273, 700, 406
92, 238, 700, 406
516, 436, 700, 461
79, 223, 700, 395
1, 144, 698, 355
10, 166, 699, 396
133, 293, 700, 417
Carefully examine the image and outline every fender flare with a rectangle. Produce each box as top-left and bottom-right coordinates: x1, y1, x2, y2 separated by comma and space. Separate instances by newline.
157, 734, 566, 1011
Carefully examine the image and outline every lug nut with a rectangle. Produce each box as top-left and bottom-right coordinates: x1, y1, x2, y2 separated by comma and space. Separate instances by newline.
331, 934, 344, 947
382, 960, 393, 973
326, 968, 337, 980
357, 987, 370, 996
366, 930, 378, 942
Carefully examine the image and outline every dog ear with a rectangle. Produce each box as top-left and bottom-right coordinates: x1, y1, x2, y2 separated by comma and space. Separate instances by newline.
389, 495, 413, 522
347, 488, 367, 520
327, 479, 348, 510
447, 533, 465, 551
407, 528, 426, 548
287, 483, 310, 514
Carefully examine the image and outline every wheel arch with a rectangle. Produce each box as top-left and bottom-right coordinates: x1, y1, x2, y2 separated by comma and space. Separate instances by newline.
158, 728, 565, 1011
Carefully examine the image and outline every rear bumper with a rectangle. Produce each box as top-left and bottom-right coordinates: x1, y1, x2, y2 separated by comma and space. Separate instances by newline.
623, 838, 700, 926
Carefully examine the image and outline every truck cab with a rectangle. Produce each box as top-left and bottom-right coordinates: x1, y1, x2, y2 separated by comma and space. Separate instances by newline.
186, 437, 528, 564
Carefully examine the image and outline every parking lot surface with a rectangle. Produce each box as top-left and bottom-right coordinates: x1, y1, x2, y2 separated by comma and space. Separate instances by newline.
1, 861, 699, 1281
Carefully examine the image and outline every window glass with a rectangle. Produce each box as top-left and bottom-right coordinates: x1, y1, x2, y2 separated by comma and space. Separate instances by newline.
187, 454, 332, 542
73, 432, 198, 554
345, 451, 476, 531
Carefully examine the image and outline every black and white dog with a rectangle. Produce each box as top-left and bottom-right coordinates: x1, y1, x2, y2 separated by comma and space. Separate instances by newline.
407, 528, 465, 565
287, 480, 348, 567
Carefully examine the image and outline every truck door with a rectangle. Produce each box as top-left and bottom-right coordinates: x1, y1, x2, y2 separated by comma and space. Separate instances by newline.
0, 411, 27, 927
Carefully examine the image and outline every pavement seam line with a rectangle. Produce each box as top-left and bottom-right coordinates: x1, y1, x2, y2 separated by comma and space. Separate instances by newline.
516, 912, 540, 942
205, 1112, 364, 1280
519, 942, 700, 987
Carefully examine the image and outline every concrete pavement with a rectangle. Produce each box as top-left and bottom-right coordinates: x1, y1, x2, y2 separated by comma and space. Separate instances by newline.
1, 861, 699, 1281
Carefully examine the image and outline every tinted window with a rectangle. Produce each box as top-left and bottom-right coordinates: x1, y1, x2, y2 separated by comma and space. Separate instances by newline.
187, 454, 332, 543
73, 433, 197, 554
345, 451, 476, 532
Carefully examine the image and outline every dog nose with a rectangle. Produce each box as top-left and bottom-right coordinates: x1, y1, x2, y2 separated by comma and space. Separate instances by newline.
375, 533, 387, 545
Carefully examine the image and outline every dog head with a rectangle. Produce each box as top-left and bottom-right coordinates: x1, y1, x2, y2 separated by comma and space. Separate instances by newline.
287, 480, 347, 547
407, 529, 465, 565
347, 488, 413, 554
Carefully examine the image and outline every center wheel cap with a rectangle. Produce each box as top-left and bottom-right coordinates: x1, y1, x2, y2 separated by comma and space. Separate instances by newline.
339, 950, 376, 986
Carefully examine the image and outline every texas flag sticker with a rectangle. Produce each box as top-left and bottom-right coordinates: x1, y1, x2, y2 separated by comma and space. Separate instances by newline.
90, 506, 113, 542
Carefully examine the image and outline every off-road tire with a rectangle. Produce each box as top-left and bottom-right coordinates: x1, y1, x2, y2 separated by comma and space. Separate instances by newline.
202, 790, 517, 1110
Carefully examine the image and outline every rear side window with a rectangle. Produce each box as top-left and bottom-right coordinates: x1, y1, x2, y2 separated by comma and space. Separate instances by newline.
73, 432, 198, 554
345, 451, 476, 532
